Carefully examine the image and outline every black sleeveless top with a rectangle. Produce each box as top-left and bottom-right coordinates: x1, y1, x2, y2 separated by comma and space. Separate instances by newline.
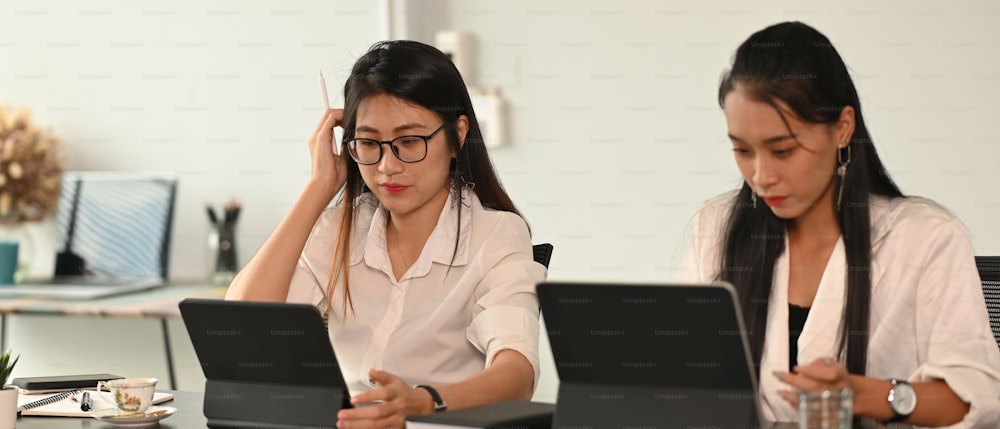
788, 304, 811, 371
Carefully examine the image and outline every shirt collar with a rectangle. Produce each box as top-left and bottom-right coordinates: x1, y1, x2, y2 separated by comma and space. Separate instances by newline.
349, 187, 476, 278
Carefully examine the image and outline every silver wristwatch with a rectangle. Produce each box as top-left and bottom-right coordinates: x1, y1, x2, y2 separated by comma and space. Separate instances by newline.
884, 379, 917, 424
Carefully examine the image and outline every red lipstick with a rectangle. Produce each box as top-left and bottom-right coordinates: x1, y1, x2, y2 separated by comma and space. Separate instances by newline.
763, 196, 787, 206
382, 183, 407, 194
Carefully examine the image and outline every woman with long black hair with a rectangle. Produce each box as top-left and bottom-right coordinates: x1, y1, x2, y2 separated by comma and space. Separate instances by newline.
227, 41, 544, 427
678, 22, 1000, 427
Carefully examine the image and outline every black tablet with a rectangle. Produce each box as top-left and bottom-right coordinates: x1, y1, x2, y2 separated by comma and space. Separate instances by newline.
179, 298, 351, 429
537, 281, 763, 428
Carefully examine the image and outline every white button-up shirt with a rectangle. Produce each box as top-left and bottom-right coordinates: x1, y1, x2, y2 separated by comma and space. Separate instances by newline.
678, 191, 1000, 428
287, 189, 546, 395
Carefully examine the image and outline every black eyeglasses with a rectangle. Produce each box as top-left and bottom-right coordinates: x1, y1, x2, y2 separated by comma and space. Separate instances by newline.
345, 121, 451, 165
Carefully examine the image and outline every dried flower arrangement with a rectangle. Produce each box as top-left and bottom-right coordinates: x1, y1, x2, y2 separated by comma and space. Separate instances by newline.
0, 107, 63, 222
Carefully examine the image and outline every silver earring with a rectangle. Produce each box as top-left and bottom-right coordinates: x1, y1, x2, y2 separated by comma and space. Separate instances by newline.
836, 144, 851, 208
751, 191, 757, 209
449, 164, 475, 208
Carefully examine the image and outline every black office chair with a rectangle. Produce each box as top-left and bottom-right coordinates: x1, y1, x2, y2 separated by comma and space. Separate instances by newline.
533, 243, 554, 268
976, 256, 1000, 349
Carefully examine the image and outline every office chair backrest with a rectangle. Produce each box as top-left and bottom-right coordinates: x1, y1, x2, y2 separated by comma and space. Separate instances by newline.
54, 172, 178, 280
976, 256, 1000, 349
533, 243, 554, 268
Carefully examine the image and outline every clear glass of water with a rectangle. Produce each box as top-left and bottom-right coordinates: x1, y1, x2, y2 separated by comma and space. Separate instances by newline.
798, 388, 853, 429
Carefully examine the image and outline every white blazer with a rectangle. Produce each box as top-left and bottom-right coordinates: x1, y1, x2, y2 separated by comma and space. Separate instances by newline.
678, 191, 1000, 428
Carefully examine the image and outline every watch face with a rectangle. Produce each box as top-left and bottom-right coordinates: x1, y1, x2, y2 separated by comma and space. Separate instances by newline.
891, 382, 918, 414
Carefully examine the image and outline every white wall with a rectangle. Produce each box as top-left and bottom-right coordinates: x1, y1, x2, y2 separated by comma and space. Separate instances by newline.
2, 0, 382, 280
409, 1, 1000, 401
3, 0, 999, 402
1, 0, 380, 391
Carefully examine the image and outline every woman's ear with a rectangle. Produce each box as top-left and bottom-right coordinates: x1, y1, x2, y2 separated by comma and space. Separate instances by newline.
455, 114, 469, 151
835, 105, 856, 147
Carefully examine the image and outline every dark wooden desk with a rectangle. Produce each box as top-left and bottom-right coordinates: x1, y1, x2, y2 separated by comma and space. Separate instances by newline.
0, 283, 227, 389
14, 390, 909, 428
16, 390, 206, 428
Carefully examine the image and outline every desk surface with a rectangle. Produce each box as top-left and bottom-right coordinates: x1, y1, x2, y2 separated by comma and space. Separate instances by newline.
14, 390, 905, 428
16, 390, 206, 428
0, 283, 226, 318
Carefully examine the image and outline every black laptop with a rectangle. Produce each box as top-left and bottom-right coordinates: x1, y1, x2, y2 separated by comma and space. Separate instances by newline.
537, 281, 764, 428
179, 298, 352, 429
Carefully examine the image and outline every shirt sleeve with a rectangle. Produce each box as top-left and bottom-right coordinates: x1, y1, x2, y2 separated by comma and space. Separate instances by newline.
285, 207, 342, 309
907, 215, 1000, 428
465, 214, 547, 390
285, 256, 325, 307
675, 194, 731, 283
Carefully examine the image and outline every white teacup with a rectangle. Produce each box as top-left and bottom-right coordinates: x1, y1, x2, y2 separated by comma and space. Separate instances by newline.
97, 377, 158, 415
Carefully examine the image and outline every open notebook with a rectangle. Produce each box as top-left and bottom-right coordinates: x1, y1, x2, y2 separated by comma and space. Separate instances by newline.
17, 390, 173, 417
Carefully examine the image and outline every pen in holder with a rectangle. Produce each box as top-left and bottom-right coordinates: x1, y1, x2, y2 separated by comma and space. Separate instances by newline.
206, 200, 240, 287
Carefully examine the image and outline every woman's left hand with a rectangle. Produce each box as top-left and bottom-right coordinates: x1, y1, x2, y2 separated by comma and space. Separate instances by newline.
336, 369, 429, 429
775, 357, 853, 407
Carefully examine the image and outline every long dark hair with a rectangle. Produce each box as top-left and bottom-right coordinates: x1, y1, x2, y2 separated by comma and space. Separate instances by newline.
327, 40, 522, 317
716, 22, 903, 375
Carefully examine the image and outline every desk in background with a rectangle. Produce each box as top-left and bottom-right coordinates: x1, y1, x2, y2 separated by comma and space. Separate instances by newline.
0, 283, 227, 390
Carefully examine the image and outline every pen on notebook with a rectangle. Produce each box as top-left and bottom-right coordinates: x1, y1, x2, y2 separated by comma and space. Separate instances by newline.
319, 70, 341, 156
80, 391, 92, 412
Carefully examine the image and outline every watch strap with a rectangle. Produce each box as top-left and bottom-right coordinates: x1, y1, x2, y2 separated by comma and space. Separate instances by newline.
415, 384, 447, 412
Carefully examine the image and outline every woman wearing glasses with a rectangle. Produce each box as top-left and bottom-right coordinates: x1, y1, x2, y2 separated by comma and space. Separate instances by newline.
677, 22, 1000, 427
226, 41, 544, 427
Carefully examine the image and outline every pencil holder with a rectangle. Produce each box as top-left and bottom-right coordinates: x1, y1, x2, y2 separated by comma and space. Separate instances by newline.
209, 222, 238, 286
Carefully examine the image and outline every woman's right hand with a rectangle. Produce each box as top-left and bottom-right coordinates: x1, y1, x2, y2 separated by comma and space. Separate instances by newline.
308, 108, 347, 194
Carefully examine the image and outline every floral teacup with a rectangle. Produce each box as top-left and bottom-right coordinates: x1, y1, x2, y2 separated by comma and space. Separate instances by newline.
97, 377, 157, 415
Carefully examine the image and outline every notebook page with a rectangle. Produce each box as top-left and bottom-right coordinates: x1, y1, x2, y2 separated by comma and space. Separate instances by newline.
18, 391, 173, 417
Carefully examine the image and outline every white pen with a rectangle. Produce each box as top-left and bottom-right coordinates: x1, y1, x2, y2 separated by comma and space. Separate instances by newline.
319, 70, 342, 156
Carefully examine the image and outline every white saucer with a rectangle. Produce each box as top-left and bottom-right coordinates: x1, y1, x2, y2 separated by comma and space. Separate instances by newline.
91, 406, 177, 426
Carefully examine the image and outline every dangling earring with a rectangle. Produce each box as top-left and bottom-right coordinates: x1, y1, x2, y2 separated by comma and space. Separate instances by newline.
751, 191, 757, 209
836, 143, 852, 208
449, 158, 475, 207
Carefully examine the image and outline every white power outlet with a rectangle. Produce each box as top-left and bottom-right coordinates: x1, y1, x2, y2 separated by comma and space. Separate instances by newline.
435, 31, 475, 86
471, 89, 505, 148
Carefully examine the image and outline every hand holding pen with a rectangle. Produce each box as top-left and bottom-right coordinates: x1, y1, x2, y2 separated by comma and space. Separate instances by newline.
309, 83, 347, 192
319, 71, 343, 156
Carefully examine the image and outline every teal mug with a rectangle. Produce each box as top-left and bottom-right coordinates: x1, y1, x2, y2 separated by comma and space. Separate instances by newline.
0, 240, 18, 285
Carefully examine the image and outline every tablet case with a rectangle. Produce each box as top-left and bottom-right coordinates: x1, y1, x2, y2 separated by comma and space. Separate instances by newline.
179, 298, 352, 429
536, 282, 763, 428
406, 400, 554, 429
